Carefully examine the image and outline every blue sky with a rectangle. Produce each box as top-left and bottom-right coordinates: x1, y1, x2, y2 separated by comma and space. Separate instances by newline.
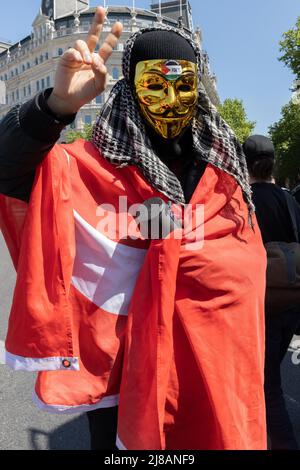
0, 0, 299, 134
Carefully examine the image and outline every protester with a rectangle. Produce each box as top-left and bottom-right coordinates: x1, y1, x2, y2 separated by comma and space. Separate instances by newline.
0, 7, 267, 450
243, 134, 300, 450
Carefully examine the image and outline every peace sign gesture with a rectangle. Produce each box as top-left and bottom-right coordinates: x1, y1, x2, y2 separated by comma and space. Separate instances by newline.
47, 7, 123, 116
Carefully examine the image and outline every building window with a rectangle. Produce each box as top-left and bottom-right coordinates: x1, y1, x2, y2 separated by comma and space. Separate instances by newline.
27, 62, 30, 69
35, 57, 38, 65
28, 84, 31, 95
112, 67, 119, 80
22, 64, 26, 72
23, 86, 26, 97
95, 95, 103, 105
41, 78, 45, 89
40, 55, 44, 63
16, 89, 19, 100
45, 52, 49, 60
10, 70, 14, 78
70, 121, 76, 129
58, 48, 63, 56
36, 81, 40, 92
12, 91, 14, 102
81, 20, 91, 31
15, 68, 18, 75
84, 115, 92, 125
46, 76, 51, 87
4, 74, 7, 81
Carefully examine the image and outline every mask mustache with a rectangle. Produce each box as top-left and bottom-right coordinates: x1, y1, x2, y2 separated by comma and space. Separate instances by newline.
150, 108, 190, 118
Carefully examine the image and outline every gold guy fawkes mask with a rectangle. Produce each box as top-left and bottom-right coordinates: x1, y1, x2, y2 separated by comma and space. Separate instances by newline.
134, 59, 198, 139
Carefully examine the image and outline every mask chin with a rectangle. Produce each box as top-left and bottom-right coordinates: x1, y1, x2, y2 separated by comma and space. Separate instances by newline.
152, 116, 194, 139
159, 122, 185, 140
139, 105, 193, 140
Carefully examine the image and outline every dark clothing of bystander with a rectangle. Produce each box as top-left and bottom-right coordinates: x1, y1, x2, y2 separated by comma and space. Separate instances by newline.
251, 181, 300, 450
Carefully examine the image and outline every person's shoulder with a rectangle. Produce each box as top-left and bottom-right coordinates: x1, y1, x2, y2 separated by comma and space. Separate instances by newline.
292, 184, 300, 196
280, 187, 300, 217
59, 139, 112, 173
275, 185, 297, 205
60, 139, 99, 158
251, 182, 279, 193
251, 183, 291, 206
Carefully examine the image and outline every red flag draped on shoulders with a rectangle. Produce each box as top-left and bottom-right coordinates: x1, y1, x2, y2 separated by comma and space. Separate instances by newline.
0, 139, 267, 449
118, 166, 267, 450
0, 195, 27, 269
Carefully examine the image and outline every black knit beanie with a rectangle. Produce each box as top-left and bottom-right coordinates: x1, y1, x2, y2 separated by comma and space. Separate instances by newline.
129, 30, 197, 85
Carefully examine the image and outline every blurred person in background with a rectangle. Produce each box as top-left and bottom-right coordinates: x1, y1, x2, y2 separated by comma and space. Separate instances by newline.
243, 134, 300, 450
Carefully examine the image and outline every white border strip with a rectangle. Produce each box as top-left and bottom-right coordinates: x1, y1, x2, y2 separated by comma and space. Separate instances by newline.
0, 340, 5, 364
4, 350, 79, 371
33, 390, 119, 414
116, 435, 127, 450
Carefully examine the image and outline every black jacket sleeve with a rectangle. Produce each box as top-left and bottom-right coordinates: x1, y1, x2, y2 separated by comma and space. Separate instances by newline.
292, 184, 300, 206
292, 196, 300, 241
0, 89, 76, 202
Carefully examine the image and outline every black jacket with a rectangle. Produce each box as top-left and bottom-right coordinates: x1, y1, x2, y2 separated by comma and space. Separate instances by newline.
0, 90, 75, 202
251, 182, 300, 243
292, 184, 300, 206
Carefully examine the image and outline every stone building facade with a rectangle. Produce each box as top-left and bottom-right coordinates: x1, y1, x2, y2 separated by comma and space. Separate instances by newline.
0, 1, 219, 139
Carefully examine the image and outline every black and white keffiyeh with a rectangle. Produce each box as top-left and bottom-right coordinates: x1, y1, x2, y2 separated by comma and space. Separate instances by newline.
92, 24, 254, 217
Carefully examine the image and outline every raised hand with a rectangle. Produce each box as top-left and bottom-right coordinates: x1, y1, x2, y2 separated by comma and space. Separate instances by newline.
47, 6, 123, 116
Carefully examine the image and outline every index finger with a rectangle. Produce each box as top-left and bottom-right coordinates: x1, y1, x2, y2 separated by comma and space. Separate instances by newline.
86, 6, 106, 52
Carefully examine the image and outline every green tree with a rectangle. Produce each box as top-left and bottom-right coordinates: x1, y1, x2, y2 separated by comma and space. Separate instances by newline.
269, 100, 300, 185
65, 123, 93, 143
279, 17, 300, 79
218, 98, 256, 143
